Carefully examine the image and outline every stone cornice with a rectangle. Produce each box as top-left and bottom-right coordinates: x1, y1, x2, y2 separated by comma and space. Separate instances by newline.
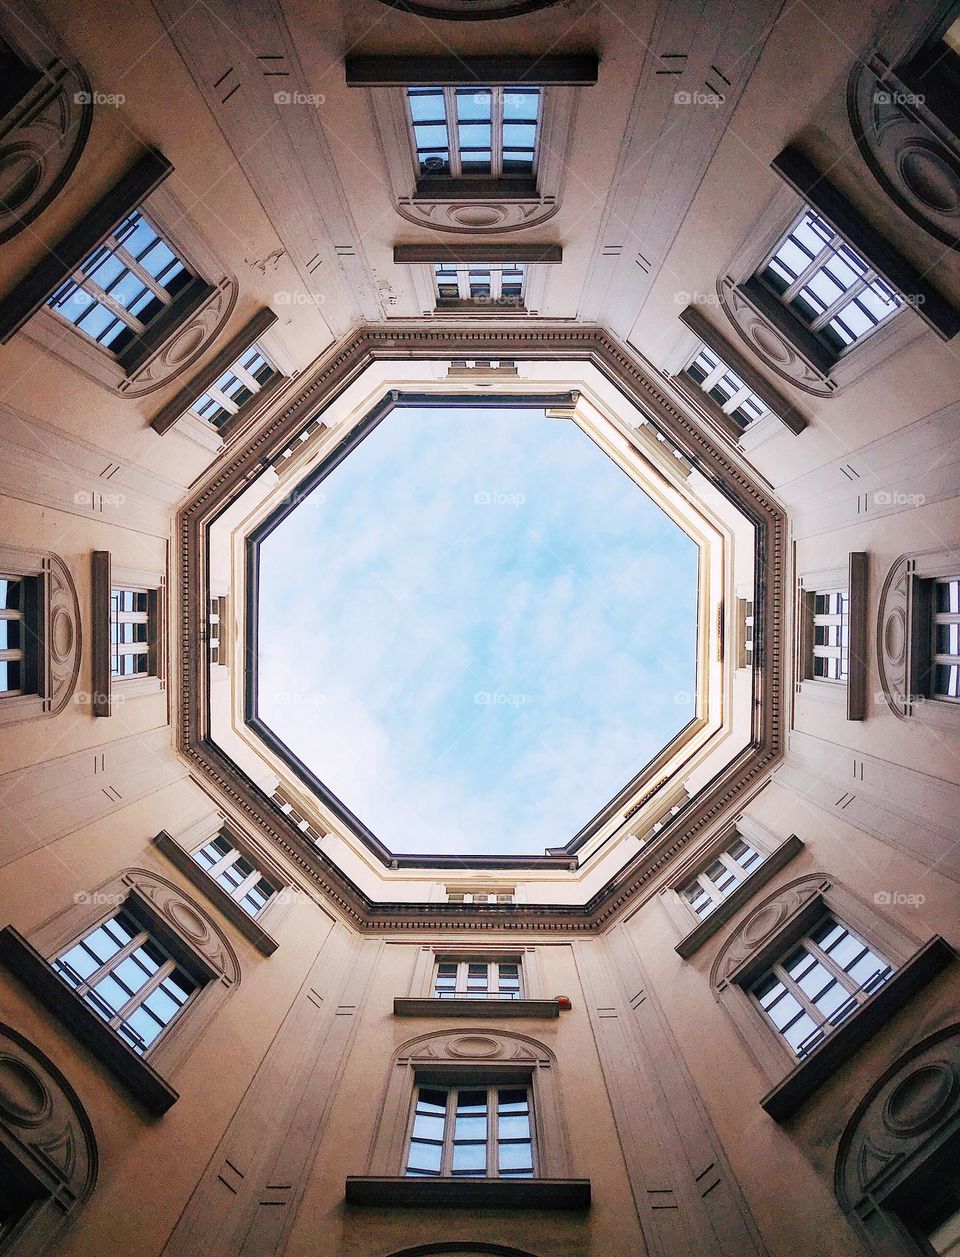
176, 323, 786, 933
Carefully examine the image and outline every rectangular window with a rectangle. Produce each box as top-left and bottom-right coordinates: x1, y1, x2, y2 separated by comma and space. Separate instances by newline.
46, 210, 192, 356
811, 589, 849, 681
751, 915, 893, 1059
111, 587, 151, 679
405, 1083, 534, 1178
679, 834, 765, 919
434, 262, 525, 308
191, 833, 276, 918
932, 577, 960, 701
188, 343, 277, 429
52, 909, 199, 1057
407, 86, 541, 179
759, 210, 902, 356
447, 889, 515, 904
684, 345, 771, 429
433, 958, 522, 1000
0, 575, 25, 696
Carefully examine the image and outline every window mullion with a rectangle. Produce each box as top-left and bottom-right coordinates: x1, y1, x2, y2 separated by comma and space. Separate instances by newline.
492, 87, 504, 180
77, 277, 146, 334
722, 384, 753, 415
442, 1089, 455, 1176
776, 961, 824, 1025
487, 1084, 496, 1178
115, 956, 176, 1023
445, 87, 461, 178
233, 868, 263, 901
75, 927, 148, 993
804, 938, 862, 996
206, 848, 242, 880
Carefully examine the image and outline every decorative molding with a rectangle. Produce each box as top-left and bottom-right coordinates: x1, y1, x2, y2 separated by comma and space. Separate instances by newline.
175, 324, 786, 931
0, 0, 92, 244
0, 1020, 97, 1257
836, 1023, 960, 1253
0, 546, 81, 727
848, 53, 960, 250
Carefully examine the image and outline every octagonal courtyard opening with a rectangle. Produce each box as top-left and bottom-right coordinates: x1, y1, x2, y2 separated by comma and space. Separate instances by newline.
250, 398, 700, 857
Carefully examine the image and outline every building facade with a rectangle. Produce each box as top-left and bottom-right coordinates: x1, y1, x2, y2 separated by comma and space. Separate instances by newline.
0, 0, 959, 1253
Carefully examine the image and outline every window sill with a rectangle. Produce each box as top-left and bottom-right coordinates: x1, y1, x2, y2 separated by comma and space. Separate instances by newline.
0, 926, 179, 1115
345, 1176, 590, 1210
153, 831, 279, 956
393, 997, 560, 1018
760, 935, 955, 1121
675, 835, 804, 959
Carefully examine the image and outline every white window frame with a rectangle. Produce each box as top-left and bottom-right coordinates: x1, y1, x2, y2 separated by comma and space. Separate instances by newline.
404, 1080, 536, 1179
111, 585, 152, 680
758, 208, 903, 358
683, 344, 771, 430
187, 342, 278, 429
751, 914, 893, 1061
432, 956, 522, 999
810, 588, 849, 682
446, 886, 516, 904
678, 833, 766, 921
433, 262, 525, 307
406, 85, 542, 182
51, 909, 200, 1059
930, 576, 960, 702
0, 573, 29, 697
190, 832, 277, 919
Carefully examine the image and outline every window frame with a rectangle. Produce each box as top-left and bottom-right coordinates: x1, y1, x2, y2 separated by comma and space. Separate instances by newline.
432, 956, 523, 1000
678, 832, 768, 922
878, 549, 960, 726
0, 869, 240, 1113
0, 546, 80, 727
406, 84, 542, 186
153, 819, 292, 956
92, 552, 165, 716
1, 153, 239, 397
433, 260, 527, 310
403, 1079, 537, 1180
710, 873, 953, 1120
796, 554, 869, 719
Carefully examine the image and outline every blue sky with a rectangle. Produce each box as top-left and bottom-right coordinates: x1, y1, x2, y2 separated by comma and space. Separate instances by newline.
257, 405, 698, 856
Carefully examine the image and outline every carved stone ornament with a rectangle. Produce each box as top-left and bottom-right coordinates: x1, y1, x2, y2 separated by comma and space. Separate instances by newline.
717, 278, 837, 397
848, 56, 960, 250
0, 32, 92, 244
121, 869, 240, 986
711, 874, 831, 988
0, 1021, 97, 1254
877, 555, 914, 719
836, 1025, 960, 1225
46, 553, 82, 716
119, 279, 238, 398
396, 195, 559, 235
397, 1028, 551, 1066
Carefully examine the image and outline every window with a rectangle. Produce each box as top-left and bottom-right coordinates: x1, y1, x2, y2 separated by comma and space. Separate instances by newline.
898, 1162, 960, 1257
405, 1084, 534, 1178
736, 596, 755, 669
46, 210, 193, 356
809, 589, 849, 681
0, 1146, 42, 1246
191, 833, 276, 918
272, 788, 325, 842
209, 596, 225, 664
52, 908, 200, 1058
0, 573, 33, 696
679, 835, 765, 919
111, 587, 152, 678
447, 888, 515, 904
683, 346, 771, 429
433, 958, 521, 999
188, 343, 277, 429
931, 577, 960, 701
759, 209, 902, 356
434, 262, 525, 308
407, 86, 540, 180
752, 915, 893, 1060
